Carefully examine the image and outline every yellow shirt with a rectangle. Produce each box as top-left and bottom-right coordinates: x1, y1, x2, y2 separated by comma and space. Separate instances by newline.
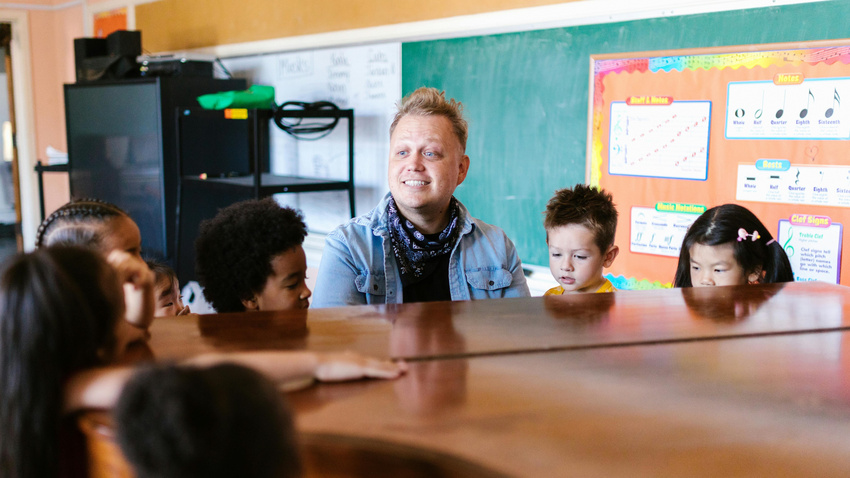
544, 278, 616, 295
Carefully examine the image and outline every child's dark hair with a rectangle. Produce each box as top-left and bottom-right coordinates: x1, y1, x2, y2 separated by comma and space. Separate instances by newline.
0, 246, 123, 478
194, 198, 307, 312
673, 204, 794, 287
147, 259, 178, 291
115, 363, 301, 478
36, 198, 129, 249
544, 184, 618, 253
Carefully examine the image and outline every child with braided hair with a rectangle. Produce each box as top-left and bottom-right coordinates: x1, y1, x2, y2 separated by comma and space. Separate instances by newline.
37, 198, 142, 257
36, 198, 153, 335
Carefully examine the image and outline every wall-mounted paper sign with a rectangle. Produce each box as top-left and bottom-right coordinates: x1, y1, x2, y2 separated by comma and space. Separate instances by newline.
630, 205, 702, 257
609, 100, 711, 180
778, 214, 843, 284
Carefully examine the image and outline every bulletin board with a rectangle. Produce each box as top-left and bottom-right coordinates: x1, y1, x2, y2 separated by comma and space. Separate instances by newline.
93, 8, 128, 38
590, 40, 850, 288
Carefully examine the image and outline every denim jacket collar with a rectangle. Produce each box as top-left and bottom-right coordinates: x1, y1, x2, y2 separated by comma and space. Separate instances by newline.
368, 192, 474, 239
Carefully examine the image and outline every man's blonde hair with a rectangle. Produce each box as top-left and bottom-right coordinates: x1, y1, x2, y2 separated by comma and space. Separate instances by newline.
390, 87, 468, 151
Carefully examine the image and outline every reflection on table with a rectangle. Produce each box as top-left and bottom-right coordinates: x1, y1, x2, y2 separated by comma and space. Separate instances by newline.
86, 282, 850, 477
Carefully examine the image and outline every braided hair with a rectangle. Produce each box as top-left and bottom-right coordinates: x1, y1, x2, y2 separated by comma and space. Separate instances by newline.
36, 199, 129, 249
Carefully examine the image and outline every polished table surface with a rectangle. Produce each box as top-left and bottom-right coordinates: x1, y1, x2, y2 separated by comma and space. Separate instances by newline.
150, 281, 850, 361
137, 282, 850, 476
288, 332, 850, 477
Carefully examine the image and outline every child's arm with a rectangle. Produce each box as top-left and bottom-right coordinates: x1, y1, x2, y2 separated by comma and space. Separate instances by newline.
64, 351, 405, 412
107, 251, 155, 331
64, 366, 135, 412
185, 350, 405, 382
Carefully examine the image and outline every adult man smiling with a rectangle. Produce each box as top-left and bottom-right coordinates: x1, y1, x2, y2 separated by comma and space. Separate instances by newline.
313, 87, 529, 306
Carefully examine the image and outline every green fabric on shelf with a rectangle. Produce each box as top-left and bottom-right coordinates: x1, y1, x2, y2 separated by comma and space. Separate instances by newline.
197, 85, 275, 109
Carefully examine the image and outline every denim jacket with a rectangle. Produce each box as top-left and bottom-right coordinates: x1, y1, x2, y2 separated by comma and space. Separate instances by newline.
312, 194, 530, 307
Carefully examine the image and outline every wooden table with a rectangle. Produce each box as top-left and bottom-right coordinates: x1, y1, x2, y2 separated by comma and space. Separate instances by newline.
150, 281, 850, 361
93, 282, 850, 477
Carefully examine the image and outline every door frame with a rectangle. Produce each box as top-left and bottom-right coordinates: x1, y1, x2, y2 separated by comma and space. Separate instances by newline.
0, 9, 37, 250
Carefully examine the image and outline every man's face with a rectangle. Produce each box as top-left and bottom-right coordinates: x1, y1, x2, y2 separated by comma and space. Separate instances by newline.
388, 115, 469, 228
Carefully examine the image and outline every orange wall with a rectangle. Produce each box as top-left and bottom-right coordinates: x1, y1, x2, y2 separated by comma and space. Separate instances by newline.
28, 5, 81, 215
136, 0, 576, 52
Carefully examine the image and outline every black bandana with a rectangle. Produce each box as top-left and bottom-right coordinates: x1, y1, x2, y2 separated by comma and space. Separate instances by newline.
387, 196, 461, 286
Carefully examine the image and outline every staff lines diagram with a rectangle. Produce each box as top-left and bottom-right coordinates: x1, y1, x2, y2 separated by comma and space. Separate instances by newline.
609, 101, 711, 180
726, 78, 850, 139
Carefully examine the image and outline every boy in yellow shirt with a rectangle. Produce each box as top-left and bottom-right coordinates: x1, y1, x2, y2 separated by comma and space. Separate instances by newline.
544, 184, 619, 295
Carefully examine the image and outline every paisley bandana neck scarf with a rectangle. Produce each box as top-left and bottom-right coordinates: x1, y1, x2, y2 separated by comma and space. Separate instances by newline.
387, 196, 461, 286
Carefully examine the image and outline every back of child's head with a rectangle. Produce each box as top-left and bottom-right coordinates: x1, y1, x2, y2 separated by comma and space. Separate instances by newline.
674, 204, 794, 287
0, 245, 123, 478
36, 198, 137, 255
544, 184, 618, 253
115, 363, 301, 478
194, 198, 307, 312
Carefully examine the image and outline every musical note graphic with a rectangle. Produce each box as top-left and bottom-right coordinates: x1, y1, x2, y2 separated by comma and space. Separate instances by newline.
783, 228, 795, 258
799, 89, 814, 118
825, 88, 840, 118
776, 91, 786, 119
754, 92, 764, 119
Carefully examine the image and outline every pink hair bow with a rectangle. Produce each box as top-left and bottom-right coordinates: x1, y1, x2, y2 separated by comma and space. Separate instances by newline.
737, 228, 761, 242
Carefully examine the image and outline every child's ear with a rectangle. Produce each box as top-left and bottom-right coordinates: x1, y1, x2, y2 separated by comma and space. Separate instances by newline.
602, 245, 619, 268
241, 296, 260, 311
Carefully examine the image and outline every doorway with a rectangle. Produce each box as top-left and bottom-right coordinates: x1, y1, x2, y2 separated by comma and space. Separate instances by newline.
0, 23, 17, 260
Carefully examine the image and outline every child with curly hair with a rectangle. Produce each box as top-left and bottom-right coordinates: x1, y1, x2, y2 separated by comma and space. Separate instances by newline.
194, 198, 311, 312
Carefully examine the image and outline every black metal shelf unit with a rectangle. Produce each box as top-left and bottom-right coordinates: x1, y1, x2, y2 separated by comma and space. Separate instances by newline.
174, 107, 355, 282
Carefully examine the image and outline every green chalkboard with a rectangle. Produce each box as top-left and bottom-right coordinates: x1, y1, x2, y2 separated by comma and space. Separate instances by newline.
402, 0, 850, 268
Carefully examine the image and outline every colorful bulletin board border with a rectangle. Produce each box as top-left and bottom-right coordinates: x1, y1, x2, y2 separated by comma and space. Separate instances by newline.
93, 8, 128, 38
588, 40, 850, 287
